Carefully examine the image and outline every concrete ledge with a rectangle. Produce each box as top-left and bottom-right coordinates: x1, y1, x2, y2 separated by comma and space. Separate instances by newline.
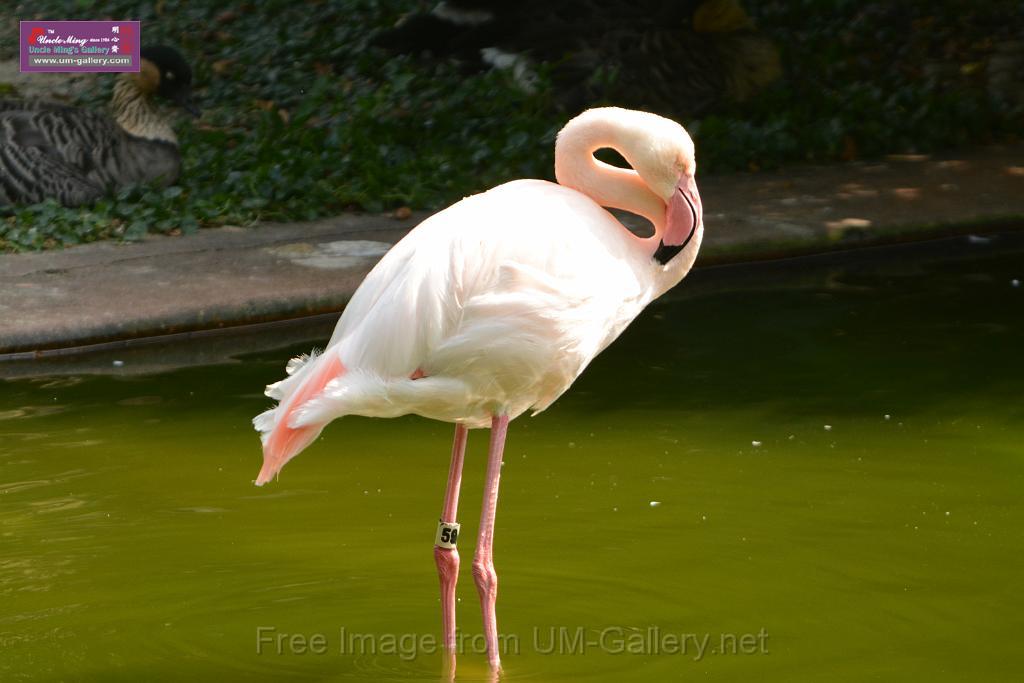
2, 145, 1023, 357
0, 215, 413, 354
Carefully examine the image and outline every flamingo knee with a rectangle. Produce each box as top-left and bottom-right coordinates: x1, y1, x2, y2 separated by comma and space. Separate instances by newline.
473, 554, 500, 668
472, 557, 498, 597
434, 546, 461, 650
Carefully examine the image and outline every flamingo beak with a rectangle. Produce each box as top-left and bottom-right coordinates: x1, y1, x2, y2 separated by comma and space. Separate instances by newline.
653, 175, 702, 265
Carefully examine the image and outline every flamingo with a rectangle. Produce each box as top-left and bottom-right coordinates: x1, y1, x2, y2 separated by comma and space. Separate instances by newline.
252, 106, 704, 669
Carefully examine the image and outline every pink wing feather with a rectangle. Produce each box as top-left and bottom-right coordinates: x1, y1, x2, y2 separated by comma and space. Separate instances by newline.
255, 352, 346, 485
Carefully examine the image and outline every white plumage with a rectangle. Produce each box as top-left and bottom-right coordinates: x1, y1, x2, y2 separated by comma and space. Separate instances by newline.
254, 106, 703, 484
251, 106, 705, 670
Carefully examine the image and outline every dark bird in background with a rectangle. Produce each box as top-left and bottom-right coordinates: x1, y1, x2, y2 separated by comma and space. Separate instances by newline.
374, 0, 782, 120
0, 46, 198, 208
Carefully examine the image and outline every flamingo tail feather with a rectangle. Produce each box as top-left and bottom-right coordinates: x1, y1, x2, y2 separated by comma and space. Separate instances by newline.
254, 351, 345, 486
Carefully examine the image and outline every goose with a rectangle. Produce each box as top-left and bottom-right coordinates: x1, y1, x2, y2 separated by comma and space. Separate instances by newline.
0, 45, 197, 208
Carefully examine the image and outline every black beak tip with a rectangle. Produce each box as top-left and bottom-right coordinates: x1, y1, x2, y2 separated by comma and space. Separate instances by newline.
653, 240, 685, 266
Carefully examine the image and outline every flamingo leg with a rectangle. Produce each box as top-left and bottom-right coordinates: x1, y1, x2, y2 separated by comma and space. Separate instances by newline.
474, 414, 509, 669
435, 423, 469, 651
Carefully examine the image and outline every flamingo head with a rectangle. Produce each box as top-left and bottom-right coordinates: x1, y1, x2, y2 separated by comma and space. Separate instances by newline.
555, 107, 703, 265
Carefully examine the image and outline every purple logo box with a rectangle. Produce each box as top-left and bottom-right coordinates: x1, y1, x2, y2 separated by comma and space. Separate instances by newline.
20, 20, 141, 73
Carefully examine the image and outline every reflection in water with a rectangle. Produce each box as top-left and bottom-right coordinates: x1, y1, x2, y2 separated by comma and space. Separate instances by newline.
0, 405, 66, 421
0, 234, 1022, 681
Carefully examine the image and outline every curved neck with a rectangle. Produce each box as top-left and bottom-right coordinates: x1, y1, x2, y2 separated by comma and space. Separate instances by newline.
554, 116, 666, 237
112, 76, 176, 144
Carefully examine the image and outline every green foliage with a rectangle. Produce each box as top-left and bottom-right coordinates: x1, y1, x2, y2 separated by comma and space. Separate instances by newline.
1, 0, 1020, 251
2, 0, 559, 251
736, 0, 1022, 167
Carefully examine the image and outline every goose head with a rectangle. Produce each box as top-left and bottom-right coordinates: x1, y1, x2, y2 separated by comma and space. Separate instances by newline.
136, 45, 199, 117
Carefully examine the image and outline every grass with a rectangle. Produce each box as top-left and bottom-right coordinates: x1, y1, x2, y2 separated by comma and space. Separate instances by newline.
2, 0, 1021, 251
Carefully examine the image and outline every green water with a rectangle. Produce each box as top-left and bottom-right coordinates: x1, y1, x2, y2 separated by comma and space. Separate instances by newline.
2, 235, 1023, 682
